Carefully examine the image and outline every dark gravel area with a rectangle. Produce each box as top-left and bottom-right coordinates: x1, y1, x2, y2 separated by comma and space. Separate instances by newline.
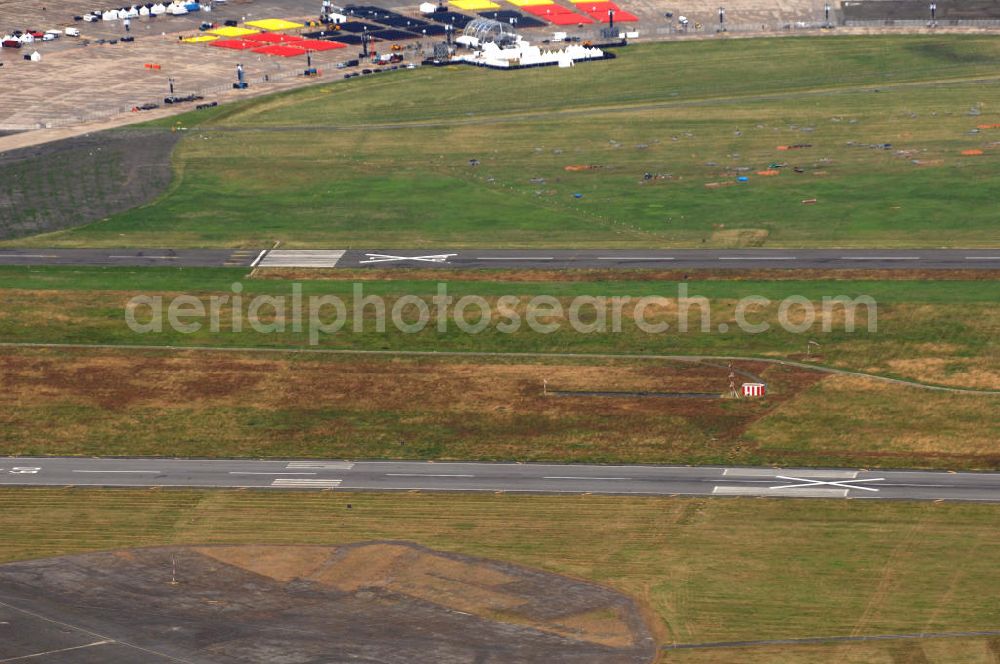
0, 542, 657, 664
0, 127, 179, 241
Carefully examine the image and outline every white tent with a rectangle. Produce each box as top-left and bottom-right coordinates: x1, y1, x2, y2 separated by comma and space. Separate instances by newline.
126, 7, 140, 17
167, 3, 189, 15
18, 33, 35, 43
102, 9, 120, 20
419, 2, 437, 13
29, 50, 42, 61
151, 3, 168, 15
139, 6, 150, 15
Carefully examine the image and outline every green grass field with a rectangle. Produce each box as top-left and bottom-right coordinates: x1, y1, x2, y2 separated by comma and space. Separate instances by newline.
0, 267, 996, 389
1, 490, 998, 663
6, 36, 1000, 248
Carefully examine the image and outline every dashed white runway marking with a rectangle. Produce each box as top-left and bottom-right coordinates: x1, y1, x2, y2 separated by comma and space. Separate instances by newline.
385, 473, 475, 478
72, 470, 158, 474
718, 256, 797, 261
476, 257, 554, 261
597, 257, 676, 261
108, 255, 177, 260
285, 461, 355, 470
724, 468, 859, 479
543, 476, 628, 480
270, 478, 343, 488
229, 472, 317, 476
965, 256, 1000, 260
0, 254, 57, 259
840, 256, 920, 260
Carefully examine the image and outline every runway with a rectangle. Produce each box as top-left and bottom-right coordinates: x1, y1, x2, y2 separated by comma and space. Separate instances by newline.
0, 248, 261, 268
3, 457, 1000, 502
332, 249, 1000, 271
2, 248, 999, 270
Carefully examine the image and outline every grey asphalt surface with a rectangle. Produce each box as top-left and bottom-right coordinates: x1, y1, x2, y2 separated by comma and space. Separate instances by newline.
3, 458, 1000, 502
2, 248, 1000, 269
0, 248, 261, 267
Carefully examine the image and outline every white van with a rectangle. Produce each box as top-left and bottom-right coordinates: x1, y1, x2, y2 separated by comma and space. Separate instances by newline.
64, 27, 80, 36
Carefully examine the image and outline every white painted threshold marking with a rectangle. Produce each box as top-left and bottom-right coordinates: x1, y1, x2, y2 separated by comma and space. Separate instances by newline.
271, 479, 342, 487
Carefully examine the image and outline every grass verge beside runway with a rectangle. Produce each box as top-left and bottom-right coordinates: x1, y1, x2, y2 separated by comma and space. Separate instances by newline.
6, 36, 1000, 248
0, 266, 995, 389
1, 346, 997, 469
0, 489, 998, 664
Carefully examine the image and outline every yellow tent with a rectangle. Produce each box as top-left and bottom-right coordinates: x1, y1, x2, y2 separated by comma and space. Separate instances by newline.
452, 0, 501, 9
245, 18, 305, 31
208, 26, 260, 37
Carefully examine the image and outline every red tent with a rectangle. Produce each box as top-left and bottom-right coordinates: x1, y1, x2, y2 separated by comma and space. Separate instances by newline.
299, 39, 347, 50
243, 32, 305, 43
210, 39, 258, 50
252, 43, 309, 56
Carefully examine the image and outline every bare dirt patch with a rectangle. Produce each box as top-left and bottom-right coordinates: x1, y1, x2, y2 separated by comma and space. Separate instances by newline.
0, 347, 819, 461
0, 543, 656, 663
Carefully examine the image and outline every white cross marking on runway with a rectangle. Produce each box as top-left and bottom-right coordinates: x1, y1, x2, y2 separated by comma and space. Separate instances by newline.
770, 475, 885, 492
360, 253, 456, 264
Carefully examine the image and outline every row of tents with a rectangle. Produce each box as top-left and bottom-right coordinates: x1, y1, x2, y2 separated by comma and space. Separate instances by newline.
85, 2, 210, 21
